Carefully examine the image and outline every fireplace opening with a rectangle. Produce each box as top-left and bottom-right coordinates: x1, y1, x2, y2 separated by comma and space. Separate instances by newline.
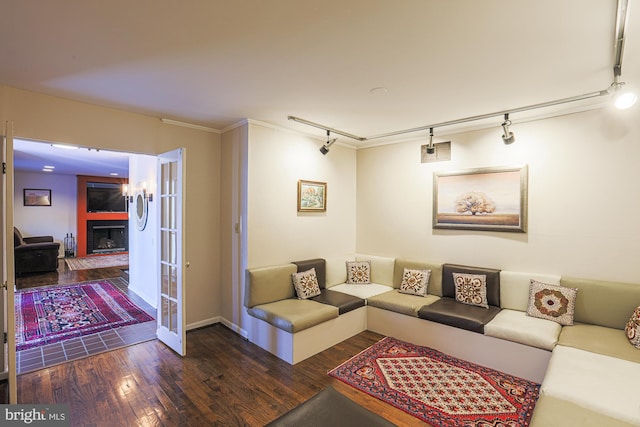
87, 220, 128, 255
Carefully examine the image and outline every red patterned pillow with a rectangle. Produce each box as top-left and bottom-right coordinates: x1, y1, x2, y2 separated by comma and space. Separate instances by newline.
292, 268, 321, 299
526, 280, 577, 325
625, 306, 640, 349
399, 268, 430, 296
453, 273, 488, 308
346, 260, 371, 284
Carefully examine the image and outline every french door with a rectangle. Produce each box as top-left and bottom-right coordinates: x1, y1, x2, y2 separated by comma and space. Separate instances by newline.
2, 122, 17, 402
156, 148, 186, 355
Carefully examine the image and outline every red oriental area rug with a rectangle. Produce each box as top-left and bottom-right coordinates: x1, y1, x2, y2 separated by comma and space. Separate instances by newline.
16, 281, 154, 351
329, 337, 540, 427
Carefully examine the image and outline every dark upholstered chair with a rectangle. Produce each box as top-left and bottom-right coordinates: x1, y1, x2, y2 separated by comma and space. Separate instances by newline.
14, 227, 60, 276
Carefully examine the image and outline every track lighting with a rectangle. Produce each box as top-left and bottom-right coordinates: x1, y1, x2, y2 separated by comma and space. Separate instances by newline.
320, 130, 337, 155
608, 77, 637, 110
426, 128, 435, 154
501, 114, 515, 145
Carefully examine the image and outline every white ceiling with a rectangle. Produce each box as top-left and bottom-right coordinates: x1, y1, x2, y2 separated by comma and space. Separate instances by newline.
2, 1, 638, 174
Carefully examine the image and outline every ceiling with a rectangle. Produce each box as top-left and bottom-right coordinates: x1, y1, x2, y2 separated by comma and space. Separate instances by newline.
2, 1, 638, 174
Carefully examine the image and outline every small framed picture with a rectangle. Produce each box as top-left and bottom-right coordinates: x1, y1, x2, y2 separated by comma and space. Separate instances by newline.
297, 180, 327, 212
24, 189, 52, 206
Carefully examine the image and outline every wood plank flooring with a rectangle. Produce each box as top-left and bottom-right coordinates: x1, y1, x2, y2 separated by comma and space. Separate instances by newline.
16, 258, 127, 290
18, 325, 429, 426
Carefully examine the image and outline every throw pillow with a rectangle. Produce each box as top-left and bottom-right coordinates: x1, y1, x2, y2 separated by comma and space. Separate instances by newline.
399, 268, 430, 296
453, 273, 489, 308
625, 306, 640, 349
291, 268, 321, 299
346, 260, 371, 284
526, 280, 578, 326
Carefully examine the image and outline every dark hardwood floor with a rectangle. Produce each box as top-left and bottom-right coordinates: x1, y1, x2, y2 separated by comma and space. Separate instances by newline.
18, 325, 429, 426
16, 258, 127, 289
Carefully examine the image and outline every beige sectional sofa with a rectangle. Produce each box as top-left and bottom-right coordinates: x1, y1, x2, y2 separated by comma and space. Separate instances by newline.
245, 255, 640, 426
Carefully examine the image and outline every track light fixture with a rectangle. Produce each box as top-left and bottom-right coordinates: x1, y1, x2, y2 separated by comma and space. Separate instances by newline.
426, 128, 435, 154
501, 114, 515, 145
320, 130, 337, 155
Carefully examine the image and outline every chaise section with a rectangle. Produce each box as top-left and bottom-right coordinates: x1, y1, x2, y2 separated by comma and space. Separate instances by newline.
558, 323, 640, 363
533, 345, 640, 427
418, 264, 501, 333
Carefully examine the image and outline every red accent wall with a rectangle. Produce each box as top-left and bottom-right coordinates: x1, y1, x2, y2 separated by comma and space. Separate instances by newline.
77, 175, 128, 258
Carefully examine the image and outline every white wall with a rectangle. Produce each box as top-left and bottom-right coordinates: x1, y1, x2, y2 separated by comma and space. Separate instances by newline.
246, 122, 357, 268
356, 107, 640, 283
14, 171, 77, 256
127, 154, 158, 308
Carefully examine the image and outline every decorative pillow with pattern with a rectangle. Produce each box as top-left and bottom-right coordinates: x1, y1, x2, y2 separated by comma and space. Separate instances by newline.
292, 268, 321, 299
399, 268, 431, 296
625, 306, 640, 349
346, 260, 371, 284
526, 280, 578, 325
453, 273, 489, 308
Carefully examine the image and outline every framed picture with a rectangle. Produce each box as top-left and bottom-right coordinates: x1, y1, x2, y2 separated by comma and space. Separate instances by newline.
23, 189, 52, 207
297, 180, 327, 212
433, 165, 528, 232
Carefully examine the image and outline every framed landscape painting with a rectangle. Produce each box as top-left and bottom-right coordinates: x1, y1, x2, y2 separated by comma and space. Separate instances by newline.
23, 189, 52, 206
297, 180, 326, 212
433, 165, 528, 232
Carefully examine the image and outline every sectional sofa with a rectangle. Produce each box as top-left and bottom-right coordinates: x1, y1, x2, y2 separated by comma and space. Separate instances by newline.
244, 254, 640, 426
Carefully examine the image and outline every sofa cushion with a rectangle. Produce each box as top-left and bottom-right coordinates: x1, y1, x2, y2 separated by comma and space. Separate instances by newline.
442, 264, 500, 307
398, 268, 430, 296
625, 306, 640, 349
526, 280, 577, 326
245, 264, 297, 308
417, 297, 501, 333
484, 309, 561, 350
325, 256, 349, 287
558, 323, 640, 364
540, 345, 640, 426
292, 258, 326, 289
500, 271, 561, 312
247, 299, 339, 333
394, 259, 443, 296
530, 394, 638, 427
330, 283, 393, 300
346, 260, 371, 284
453, 273, 488, 309
367, 290, 440, 317
356, 254, 395, 286
292, 268, 321, 299
560, 276, 640, 330
310, 289, 365, 315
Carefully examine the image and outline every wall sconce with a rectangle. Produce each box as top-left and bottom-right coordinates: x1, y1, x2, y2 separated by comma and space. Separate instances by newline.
122, 184, 133, 203
122, 182, 153, 202
141, 182, 154, 202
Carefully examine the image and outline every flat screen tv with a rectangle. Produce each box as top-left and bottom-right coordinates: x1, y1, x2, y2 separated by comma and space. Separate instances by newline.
86, 182, 126, 213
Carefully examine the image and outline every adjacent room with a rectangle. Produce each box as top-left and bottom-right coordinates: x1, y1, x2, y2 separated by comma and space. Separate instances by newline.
0, 1, 639, 426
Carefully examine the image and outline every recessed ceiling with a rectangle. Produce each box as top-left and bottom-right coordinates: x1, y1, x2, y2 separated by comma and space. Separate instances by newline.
13, 139, 129, 177
0, 0, 637, 148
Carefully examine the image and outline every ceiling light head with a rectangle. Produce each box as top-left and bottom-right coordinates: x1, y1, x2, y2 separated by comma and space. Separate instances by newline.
426, 128, 435, 154
608, 78, 638, 109
501, 114, 515, 145
320, 130, 337, 155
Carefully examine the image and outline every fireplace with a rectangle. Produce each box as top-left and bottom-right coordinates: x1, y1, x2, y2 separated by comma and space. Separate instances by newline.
87, 220, 128, 254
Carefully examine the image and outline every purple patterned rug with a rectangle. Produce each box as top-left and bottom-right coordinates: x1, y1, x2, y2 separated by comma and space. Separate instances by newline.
329, 337, 540, 427
16, 281, 154, 351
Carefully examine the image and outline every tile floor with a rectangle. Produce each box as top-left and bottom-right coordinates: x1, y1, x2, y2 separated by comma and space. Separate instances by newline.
17, 277, 157, 374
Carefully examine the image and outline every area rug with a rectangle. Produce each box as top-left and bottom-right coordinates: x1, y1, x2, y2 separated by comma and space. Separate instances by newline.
15, 280, 154, 351
65, 253, 129, 271
328, 337, 540, 427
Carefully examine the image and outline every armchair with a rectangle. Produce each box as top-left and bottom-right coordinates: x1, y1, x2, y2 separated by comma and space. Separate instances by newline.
14, 227, 60, 276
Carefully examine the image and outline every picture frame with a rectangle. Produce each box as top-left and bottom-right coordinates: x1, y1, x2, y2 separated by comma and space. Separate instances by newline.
24, 188, 52, 207
433, 165, 528, 232
297, 180, 327, 212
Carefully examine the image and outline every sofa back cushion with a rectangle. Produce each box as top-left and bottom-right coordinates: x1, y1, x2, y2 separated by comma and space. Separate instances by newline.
561, 276, 640, 330
393, 259, 443, 296
442, 264, 501, 307
244, 264, 297, 308
292, 258, 326, 289
500, 271, 561, 311
325, 256, 350, 287
355, 254, 395, 286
